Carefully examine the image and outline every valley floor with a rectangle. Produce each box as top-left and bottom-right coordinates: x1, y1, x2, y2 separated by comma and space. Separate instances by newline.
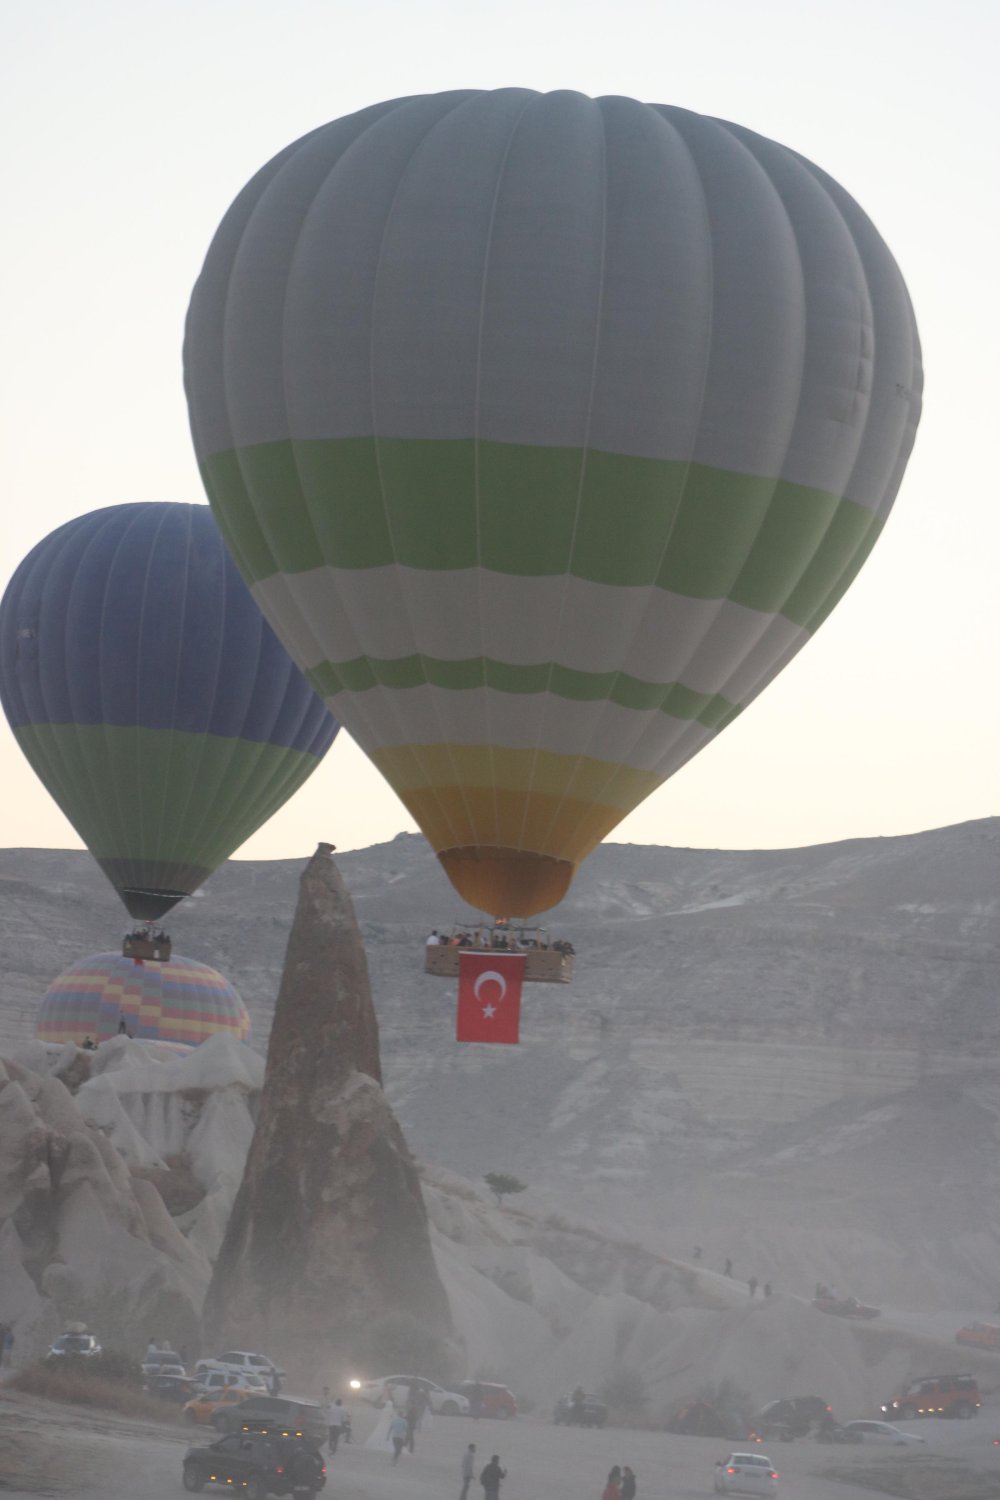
3, 1388, 1000, 1500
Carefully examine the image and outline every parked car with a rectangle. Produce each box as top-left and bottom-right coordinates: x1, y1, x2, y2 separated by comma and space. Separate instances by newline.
714, 1453, 779, 1496
181, 1432, 326, 1497
48, 1330, 102, 1358
184, 1386, 265, 1427
197, 1369, 269, 1397
815, 1423, 863, 1444
812, 1296, 881, 1320
142, 1359, 186, 1379
356, 1375, 469, 1415
840, 1421, 925, 1446
196, 1351, 285, 1384
753, 1398, 832, 1440
459, 1382, 517, 1419
881, 1374, 980, 1420
956, 1323, 1000, 1350
144, 1373, 198, 1405
553, 1393, 608, 1427
214, 1395, 329, 1445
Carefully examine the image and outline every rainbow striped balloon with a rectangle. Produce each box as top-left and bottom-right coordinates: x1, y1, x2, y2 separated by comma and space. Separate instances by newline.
37, 952, 250, 1048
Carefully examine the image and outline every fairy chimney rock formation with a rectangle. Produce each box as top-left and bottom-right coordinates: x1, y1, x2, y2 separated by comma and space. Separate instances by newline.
204, 844, 453, 1377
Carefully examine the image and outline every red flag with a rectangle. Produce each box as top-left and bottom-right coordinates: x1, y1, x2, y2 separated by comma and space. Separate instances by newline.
456, 950, 525, 1044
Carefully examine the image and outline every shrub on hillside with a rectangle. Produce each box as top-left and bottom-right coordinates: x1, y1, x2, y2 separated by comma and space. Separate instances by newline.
13, 1360, 175, 1421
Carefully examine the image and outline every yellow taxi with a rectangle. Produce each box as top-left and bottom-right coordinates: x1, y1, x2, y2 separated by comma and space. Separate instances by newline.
182, 1384, 260, 1427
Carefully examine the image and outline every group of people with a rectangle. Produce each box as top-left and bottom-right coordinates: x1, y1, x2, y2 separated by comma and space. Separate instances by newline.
426, 928, 575, 955
603, 1464, 638, 1500
714, 1255, 772, 1298
460, 1444, 506, 1500
386, 1381, 431, 1462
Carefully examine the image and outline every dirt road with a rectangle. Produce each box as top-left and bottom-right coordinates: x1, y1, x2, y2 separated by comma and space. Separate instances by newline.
4, 1387, 1000, 1500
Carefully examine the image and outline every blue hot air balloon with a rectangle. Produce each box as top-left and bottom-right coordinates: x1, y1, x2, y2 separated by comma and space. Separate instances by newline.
0, 503, 339, 921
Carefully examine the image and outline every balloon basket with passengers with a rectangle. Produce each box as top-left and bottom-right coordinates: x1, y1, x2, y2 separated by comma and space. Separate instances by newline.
122, 924, 173, 963
425, 924, 574, 983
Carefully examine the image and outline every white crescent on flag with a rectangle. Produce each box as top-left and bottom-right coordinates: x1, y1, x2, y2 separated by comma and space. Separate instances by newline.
473, 970, 507, 1004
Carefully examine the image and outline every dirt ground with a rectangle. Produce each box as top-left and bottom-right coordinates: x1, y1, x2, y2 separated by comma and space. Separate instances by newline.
3, 1388, 1000, 1500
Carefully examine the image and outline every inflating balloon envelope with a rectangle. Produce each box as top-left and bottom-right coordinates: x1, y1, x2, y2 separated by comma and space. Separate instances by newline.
0, 502, 339, 951
184, 88, 922, 919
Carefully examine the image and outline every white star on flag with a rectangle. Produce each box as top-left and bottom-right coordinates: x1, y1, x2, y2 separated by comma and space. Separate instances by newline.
482, 1004, 496, 1019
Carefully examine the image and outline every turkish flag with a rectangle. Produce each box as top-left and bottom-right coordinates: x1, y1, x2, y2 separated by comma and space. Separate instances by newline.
456, 950, 525, 1044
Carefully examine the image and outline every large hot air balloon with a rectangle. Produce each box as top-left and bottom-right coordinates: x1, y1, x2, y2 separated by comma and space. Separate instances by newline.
0, 503, 338, 923
184, 89, 922, 918
37, 951, 249, 1047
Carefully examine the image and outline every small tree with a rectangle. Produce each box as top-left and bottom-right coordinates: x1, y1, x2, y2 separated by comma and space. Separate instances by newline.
484, 1172, 527, 1208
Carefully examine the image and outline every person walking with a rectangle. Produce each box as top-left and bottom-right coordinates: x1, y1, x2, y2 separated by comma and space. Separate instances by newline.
763, 1282, 773, 1298
406, 1385, 428, 1452
603, 1465, 623, 1500
389, 1412, 408, 1465
460, 1442, 477, 1500
748, 1276, 758, 1298
621, 1465, 637, 1500
480, 1454, 507, 1500
0, 1324, 11, 1369
724, 1258, 733, 1277
469, 1382, 484, 1420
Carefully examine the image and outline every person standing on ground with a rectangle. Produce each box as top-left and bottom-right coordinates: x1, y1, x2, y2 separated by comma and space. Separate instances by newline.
724, 1258, 733, 1277
603, 1465, 622, 1500
480, 1454, 506, 1500
406, 1384, 428, 1452
748, 1276, 758, 1297
460, 1442, 477, 1500
763, 1282, 772, 1298
328, 1396, 346, 1453
621, 1465, 637, 1500
571, 1385, 586, 1425
470, 1382, 484, 1420
389, 1412, 408, 1465
321, 1386, 334, 1450
0, 1324, 10, 1368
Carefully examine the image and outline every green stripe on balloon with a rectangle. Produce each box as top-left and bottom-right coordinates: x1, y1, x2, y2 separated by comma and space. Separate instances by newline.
306, 655, 738, 728
203, 437, 883, 629
14, 723, 325, 871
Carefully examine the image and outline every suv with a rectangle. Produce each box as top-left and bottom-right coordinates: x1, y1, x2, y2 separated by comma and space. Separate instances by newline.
459, 1382, 517, 1419
214, 1396, 329, 1445
182, 1432, 325, 1497
198, 1369, 269, 1396
197, 1351, 285, 1383
553, 1392, 608, 1427
49, 1331, 102, 1359
754, 1398, 832, 1440
882, 1375, 980, 1420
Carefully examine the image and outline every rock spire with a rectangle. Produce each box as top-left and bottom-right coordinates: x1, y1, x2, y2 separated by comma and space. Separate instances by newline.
204, 843, 453, 1379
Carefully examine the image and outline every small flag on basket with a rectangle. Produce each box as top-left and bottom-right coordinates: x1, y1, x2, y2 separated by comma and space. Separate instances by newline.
456, 950, 525, 1044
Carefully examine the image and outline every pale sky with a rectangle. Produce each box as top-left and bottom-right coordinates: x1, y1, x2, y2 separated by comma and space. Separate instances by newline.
1, 0, 997, 863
